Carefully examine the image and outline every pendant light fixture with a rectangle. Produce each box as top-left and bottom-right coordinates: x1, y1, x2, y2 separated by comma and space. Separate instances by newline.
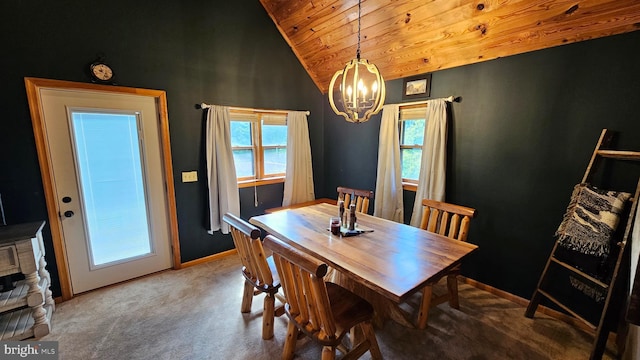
328, 0, 385, 123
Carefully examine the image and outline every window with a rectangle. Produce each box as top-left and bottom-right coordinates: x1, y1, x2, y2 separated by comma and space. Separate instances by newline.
230, 109, 287, 187
399, 105, 427, 188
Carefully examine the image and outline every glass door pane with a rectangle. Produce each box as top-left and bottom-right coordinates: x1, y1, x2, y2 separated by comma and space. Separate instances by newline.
70, 111, 152, 267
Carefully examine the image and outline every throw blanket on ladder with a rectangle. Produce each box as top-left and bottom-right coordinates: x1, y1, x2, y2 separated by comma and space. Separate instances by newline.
557, 183, 630, 258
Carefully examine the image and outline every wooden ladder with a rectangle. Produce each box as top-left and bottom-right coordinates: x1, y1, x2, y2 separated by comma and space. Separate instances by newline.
525, 129, 640, 360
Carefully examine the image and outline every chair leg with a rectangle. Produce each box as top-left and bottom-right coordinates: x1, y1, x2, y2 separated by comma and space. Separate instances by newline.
274, 292, 286, 317
349, 324, 364, 347
283, 321, 299, 360
241, 280, 254, 313
361, 321, 383, 360
417, 285, 433, 329
321, 346, 336, 360
262, 293, 275, 340
447, 274, 460, 309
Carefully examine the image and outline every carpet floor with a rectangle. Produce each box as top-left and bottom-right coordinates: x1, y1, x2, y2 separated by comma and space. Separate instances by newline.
42, 254, 617, 359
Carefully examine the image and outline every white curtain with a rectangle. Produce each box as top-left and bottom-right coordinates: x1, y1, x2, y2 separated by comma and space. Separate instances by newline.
204, 105, 240, 234
373, 104, 404, 222
282, 111, 315, 206
409, 99, 448, 227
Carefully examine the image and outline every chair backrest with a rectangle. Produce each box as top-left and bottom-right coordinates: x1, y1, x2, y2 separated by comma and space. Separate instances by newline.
419, 199, 477, 242
337, 186, 374, 214
262, 235, 337, 342
223, 213, 274, 288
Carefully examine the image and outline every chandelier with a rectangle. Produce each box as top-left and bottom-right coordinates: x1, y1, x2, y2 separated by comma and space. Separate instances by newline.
328, 0, 385, 123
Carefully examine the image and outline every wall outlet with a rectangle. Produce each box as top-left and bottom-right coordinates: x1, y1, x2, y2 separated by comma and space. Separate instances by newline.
182, 171, 198, 183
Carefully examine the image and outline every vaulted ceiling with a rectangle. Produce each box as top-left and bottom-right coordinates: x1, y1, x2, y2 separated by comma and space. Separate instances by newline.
259, 0, 640, 94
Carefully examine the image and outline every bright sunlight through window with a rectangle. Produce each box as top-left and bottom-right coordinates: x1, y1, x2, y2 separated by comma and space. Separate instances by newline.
230, 110, 287, 187
71, 111, 152, 267
399, 106, 427, 184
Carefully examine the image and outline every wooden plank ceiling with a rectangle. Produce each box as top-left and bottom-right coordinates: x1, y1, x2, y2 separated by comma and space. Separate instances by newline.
259, 0, 640, 94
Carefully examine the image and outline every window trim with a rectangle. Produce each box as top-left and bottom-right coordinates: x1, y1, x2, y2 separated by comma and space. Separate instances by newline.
402, 182, 418, 192
230, 108, 287, 187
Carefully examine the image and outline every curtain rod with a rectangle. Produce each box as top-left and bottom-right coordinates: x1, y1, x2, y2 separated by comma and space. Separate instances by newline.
396, 95, 461, 107
195, 102, 310, 116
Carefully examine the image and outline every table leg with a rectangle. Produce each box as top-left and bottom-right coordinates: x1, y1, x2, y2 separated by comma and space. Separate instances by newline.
328, 269, 414, 328
39, 255, 55, 310
25, 271, 51, 338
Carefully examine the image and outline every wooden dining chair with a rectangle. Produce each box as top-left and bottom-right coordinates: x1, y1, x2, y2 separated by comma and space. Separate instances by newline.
337, 186, 374, 214
416, 199, 477, 329
222, 213, 284, 340
263, 234, 383, 360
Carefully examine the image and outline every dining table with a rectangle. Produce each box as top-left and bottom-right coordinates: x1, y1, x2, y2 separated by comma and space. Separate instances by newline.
249, 202, 479, 327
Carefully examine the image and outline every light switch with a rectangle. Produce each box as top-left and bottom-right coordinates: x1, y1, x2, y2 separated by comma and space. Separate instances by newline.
182, 171, 198, 183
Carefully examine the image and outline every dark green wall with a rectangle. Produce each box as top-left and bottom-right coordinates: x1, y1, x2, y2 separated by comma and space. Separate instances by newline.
2, 0, 639, 304
323, 31, 640, 299
0, 0, 324, 297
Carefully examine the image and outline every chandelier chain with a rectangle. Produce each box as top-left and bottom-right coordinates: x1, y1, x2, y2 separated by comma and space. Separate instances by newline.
357, 0, 361, 59
328, 0, 385, 123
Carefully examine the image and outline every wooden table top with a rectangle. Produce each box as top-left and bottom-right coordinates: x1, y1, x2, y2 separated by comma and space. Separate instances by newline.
249, 203, 478, 303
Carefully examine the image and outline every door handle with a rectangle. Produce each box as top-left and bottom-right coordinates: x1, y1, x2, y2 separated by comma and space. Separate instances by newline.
64, 210, 74, 218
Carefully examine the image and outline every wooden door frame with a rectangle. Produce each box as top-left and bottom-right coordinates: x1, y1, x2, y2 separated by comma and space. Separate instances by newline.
25, 77, 181, 301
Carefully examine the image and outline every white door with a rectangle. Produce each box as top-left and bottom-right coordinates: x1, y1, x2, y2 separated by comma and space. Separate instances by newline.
39, 88, 173, 294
